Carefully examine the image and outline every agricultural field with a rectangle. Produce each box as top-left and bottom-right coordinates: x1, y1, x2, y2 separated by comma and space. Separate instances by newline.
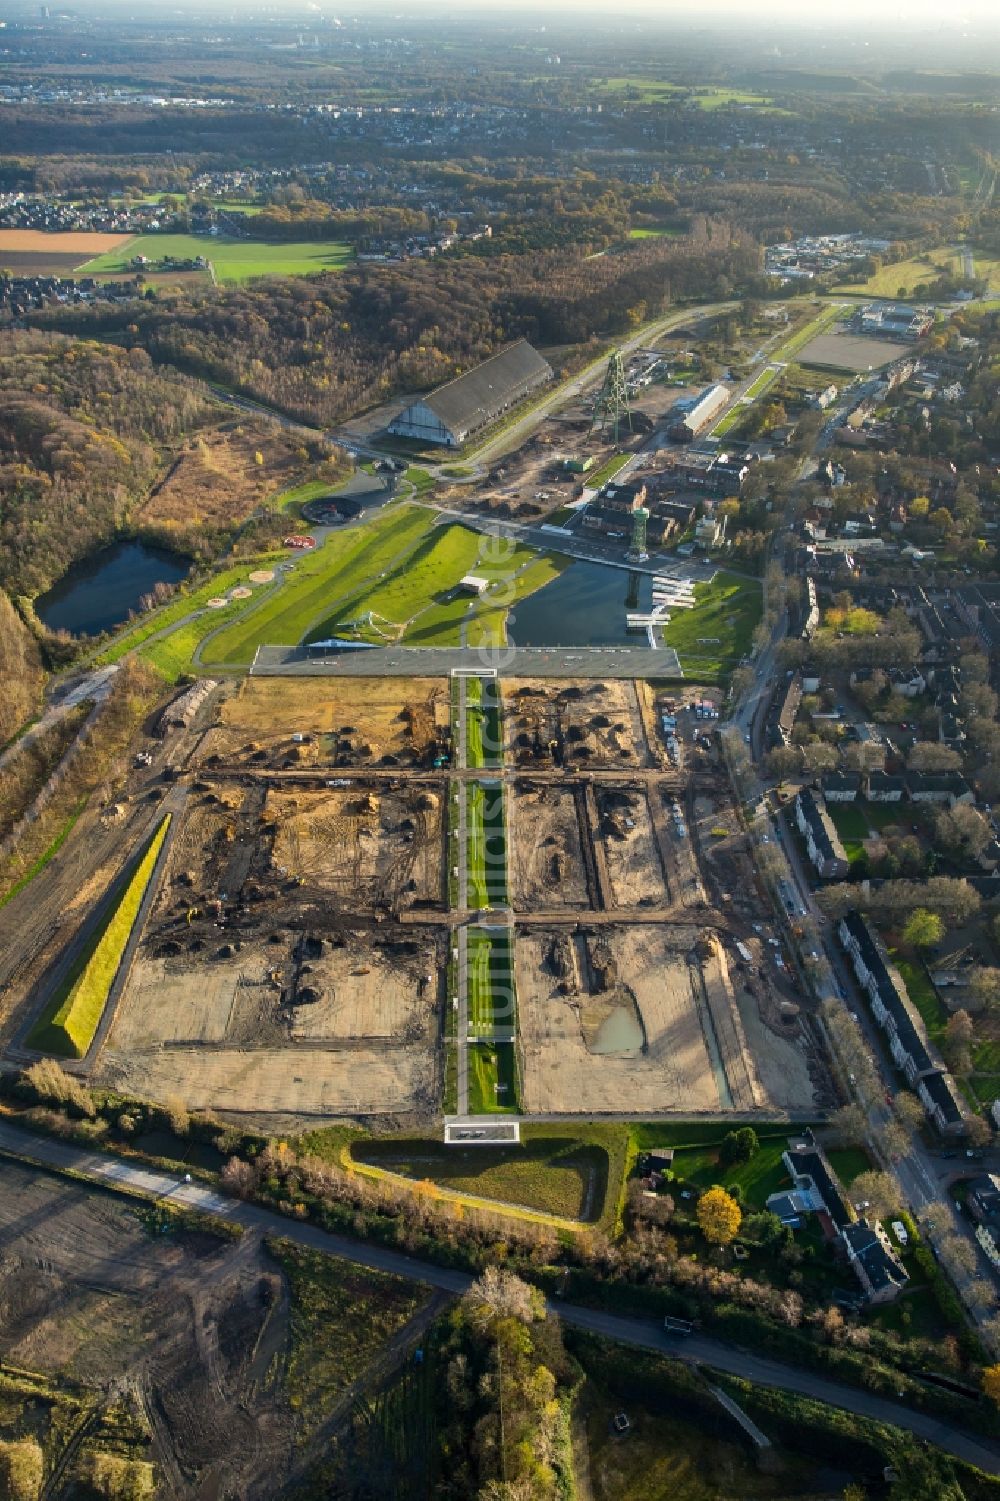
0, 227, 132, 273
658, 571, 762, 681
834, 244, 1000, 296
77, 231, 355, 284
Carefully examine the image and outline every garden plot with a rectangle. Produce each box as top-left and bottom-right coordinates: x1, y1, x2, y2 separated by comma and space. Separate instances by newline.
510, 783, 591, 910
267, 785, 443, 909
506, 679, 649, 769
517, 927, 723, 1114
197, 676, 449, 771
593, 787, 667, 907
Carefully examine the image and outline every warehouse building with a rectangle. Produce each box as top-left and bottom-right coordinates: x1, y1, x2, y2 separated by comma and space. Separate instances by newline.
668, 383, 729, 442
388, 340, 553, 447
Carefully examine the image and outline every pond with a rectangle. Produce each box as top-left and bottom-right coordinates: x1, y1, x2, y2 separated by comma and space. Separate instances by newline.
509, 560, 659, 647
591, 1005, 645, 1056
35, 540, 191, 636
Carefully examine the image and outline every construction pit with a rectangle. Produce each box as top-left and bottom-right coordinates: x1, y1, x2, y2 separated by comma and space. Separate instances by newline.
39, 673, 828, 1126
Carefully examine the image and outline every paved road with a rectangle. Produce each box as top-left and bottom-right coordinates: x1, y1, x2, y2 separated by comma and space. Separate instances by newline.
250, 644, 684, 679
1, 1119, 998, 1475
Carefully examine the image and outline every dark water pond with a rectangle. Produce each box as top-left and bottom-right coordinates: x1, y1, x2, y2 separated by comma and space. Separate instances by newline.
35, 540, 190, 636
509, 560, 657, 647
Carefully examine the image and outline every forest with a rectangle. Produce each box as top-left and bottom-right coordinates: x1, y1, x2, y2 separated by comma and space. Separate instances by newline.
32, 225, 758, 429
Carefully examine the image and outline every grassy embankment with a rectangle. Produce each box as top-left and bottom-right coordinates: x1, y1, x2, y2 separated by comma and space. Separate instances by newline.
27, 815, 171, 1057
352, 1130, 614, 1223
658, 570, 762, 681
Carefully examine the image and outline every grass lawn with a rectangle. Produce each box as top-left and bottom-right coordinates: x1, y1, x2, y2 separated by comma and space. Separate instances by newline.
28, 816, 170, 1056
466, 927, 515, 1035
305, 519, 561, 650
628, 226, 683, 239
826, 803, 870, 843
894, 956, 947, 1045
78, 231, 354, 284
833, 246, 966, 297
266, 1239, 426, 1432
352, 1132, 608, 1221
465, 782, 507, 909
658, 570, 762, 681
202, 503, 433, 665
587, 452, 630, 490
467, 1041, 519, 1114
464, 676, 502, 769
825, 1146, 873, 1187
743, 365, 780, 401
669, 1139, 790, 1210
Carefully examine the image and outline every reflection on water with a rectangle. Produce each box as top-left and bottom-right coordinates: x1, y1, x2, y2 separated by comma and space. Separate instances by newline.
36, 540, 190, 636
510, 561, 654, 647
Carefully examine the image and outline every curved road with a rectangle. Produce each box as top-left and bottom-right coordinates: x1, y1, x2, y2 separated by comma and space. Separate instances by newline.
0, 1119, 997, 1474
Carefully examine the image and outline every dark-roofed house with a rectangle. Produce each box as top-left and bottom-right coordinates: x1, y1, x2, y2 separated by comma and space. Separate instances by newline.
795, 788, 849, 880
822, 773, 860, 803
388, 340, 552, 447
917, 1068, 966, 1137
770, 1132, 853, 1235
906, 773, 974, 807
865, 771, 903, 802
841, 1220, 908, 1305
838, 912, 966, 1136
967, 1173, 1000, 1224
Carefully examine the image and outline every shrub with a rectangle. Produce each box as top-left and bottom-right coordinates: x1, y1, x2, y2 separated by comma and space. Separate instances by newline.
0, 1439, 43, 1501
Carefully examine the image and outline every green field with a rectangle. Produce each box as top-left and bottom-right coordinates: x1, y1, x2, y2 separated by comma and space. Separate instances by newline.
464, 676, 502, 769
28, 816, 170, 1057
201, 504, 434, 665
658, 571, 762, 681
78, 231, 354, 284
628, 226, 683, 239
668, 1136, 791, 1210
466, 927, 515, 1036
834, 244, 1000, 297
465, 781, 507, 909
300, 519, 561, 652
352, 1131, 609, 1221
598, 78, 782, 111
826, 802, 870, 867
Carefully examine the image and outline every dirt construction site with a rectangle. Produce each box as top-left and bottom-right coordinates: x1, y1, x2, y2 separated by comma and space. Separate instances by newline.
3, 674, 832, 1125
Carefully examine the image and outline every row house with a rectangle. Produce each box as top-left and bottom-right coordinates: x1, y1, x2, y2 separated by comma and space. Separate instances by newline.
795, 789, 849, 880
837, 912, 966, 1136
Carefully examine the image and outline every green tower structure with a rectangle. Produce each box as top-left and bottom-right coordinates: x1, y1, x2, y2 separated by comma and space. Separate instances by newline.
590, 350, 632, 442
628, 505, 649, 562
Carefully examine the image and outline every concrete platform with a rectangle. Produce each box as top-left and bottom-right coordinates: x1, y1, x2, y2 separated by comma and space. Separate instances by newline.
250, 644, 684, 679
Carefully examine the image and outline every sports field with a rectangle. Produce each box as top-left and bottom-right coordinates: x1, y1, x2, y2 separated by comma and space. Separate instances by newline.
77, 232, 355, 284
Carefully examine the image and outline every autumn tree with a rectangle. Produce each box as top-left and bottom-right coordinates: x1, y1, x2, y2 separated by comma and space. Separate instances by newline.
696, 1186, 742, 1245
943, 1009, 974, 1074
902, 908, 944, 949
850, 1171, 900, 1222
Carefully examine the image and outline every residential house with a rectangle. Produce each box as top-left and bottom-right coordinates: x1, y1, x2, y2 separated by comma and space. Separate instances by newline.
906, 773, 974, 807
796, 788, 850, 880
822, 773, 860, 803
865, 772, 904, 802
841, 1220, 908, 1305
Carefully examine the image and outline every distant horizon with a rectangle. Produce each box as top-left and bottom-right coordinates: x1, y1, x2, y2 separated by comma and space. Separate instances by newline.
6, 0, 1000, 31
